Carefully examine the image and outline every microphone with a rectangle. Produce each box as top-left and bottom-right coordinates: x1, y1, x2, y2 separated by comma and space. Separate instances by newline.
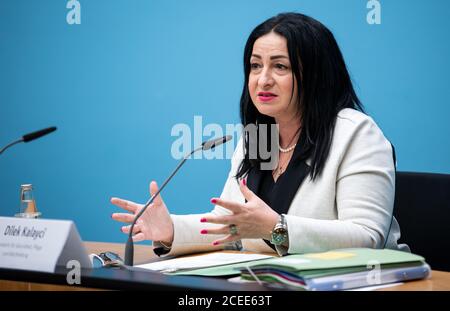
124, 135, 233, 266
22, 126, 57, 143
202, 135, 232, 150
0, 126, 57, 155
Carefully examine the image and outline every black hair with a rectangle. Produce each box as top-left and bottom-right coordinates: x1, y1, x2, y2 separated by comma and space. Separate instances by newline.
236, 12, 364, 181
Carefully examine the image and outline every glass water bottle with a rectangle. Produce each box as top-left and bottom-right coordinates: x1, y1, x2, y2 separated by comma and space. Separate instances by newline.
16, 184, 41, 218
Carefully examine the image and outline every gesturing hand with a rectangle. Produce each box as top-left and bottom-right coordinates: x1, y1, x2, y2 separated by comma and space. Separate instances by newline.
200, 179, 279, 245
111, 181, 174, 244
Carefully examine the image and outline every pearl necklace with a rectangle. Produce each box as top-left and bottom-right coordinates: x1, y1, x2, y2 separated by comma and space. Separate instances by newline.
278, 126, 301, 153
279, 144, 296, 153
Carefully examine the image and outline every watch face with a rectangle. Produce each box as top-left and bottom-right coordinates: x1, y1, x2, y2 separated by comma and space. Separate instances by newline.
271, 227, 287, 245
273, 235, 285, 244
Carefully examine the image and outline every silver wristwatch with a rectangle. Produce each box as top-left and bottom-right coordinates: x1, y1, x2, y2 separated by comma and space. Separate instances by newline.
270, 214, 288, 246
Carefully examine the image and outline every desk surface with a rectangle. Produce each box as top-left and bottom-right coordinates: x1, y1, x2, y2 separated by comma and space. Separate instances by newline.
1, 241, 449, 291
85, 242, 450, 291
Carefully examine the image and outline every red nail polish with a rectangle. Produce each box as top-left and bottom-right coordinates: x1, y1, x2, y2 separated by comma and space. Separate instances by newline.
213, 241, 219, 246
200, 229, 207, 234
243, 178, 246, 186
200, 218, 207, 223
211, 198, 217, 204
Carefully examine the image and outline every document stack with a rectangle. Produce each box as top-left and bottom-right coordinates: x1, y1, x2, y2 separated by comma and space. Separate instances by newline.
239, 248, 430, 291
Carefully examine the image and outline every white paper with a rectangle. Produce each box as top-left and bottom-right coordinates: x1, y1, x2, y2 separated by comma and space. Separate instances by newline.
137, 252, 273, 273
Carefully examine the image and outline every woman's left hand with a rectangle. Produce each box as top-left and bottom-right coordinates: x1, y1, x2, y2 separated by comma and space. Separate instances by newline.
200, 179, 280, 245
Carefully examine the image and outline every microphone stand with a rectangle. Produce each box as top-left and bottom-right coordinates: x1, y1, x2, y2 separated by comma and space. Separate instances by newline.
124, 146, 203, 266
0, 139, 23, 155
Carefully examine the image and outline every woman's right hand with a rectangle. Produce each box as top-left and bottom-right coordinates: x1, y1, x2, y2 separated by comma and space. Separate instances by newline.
111, 181, 174, 245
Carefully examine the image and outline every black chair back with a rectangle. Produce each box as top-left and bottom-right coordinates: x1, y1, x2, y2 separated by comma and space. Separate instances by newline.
394, 172, 450, 271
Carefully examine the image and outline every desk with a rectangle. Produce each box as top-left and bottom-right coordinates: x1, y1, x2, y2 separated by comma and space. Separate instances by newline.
1, 242, 449, 291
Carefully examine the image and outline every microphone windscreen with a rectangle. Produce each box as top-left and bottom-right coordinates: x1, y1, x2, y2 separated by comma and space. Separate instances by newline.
22, 127, 57, 143
202, 135, 233, 150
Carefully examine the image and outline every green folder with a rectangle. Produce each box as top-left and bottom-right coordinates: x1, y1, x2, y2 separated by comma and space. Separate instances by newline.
170, 248, 425, 277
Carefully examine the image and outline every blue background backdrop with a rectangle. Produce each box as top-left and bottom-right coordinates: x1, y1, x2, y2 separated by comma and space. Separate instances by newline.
1, 0, 449, 243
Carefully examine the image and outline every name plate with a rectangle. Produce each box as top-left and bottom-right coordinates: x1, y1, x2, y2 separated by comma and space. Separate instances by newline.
0, 217, 92, 272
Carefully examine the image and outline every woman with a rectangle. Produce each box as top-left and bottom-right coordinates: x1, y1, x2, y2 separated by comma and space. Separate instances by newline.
111, 13, 408, 257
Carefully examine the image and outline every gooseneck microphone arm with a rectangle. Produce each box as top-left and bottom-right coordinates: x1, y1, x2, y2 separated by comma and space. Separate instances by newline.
0, 139, 23, 155
124, 135, 232, 266
124, 146, 202, 266
0, 127, 57, 155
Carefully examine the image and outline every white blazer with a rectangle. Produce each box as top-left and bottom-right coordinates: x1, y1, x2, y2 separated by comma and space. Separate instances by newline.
154, 108, 409, 256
